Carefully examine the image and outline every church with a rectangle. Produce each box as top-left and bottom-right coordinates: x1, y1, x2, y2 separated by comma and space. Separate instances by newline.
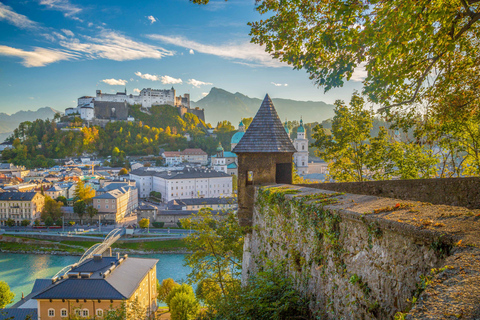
285, 119, 309, 175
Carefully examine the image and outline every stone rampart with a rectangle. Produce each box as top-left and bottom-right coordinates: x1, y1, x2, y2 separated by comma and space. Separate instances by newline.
243, 185, 480, 319
300, 177, 480, 209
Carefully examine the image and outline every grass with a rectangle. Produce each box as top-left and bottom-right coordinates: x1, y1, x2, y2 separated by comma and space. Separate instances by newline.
113, 239, 187, 251
0, 241, 84, 254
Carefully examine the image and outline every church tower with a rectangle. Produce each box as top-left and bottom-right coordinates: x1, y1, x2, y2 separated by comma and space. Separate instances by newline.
293, 118, 309, 175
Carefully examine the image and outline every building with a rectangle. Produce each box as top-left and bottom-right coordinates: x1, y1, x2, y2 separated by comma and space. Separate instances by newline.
129, 167, 233, 202
167, 197, 237, 211
163, 148, 208, 166
25, 254, 158, 320
93, 182, 138, 223
211, 143, 238, 176
136, 203, 158, 225
230, 120, 245, 150
232, 94, 296, 227
0, 163, 30, 179
0, 192, 45, 226
292, 118, 309, 175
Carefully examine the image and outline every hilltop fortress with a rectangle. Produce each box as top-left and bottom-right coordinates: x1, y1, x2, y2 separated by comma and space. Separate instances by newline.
66, 87, 205, 123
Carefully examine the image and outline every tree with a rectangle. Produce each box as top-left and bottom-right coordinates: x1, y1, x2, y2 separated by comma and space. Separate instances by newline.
118, 168, 128, 175
170, 292, 200, 320
45, 216, 54, 226
0, 281, 15, 308
5, 218, 14, 227
312, 93, 438, 182
231, 174, 237, 192
138, 218, 150, 229
195, 278, 222, 307
181, 209, 244, 297
21, 219, 30, 228
241, 117, 253, 130
74, 180, 95, 203
194, 0, 480, 118
73, 200, 86, 223
165, 284, 196, 309
56, 196, 68, 206
69, 221, 75, 226
157, 278, 179, 303
42, 196, 63, 221
86, 206, 98, 222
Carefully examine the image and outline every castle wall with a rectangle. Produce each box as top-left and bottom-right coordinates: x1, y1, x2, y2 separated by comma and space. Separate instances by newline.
244, 185, 480, 319
300, 177, 480, 209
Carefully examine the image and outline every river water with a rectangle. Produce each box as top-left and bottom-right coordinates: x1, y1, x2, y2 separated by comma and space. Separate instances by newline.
0, 252, 191, 307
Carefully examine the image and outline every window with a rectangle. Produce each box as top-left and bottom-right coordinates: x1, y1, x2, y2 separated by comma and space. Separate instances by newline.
97, 200, 100, 203
302, 145, 304, 150
48, 309, 55, 317
106, 205, 109, 209
83, 309, 89, 317
97, 205, 101, 209
105, 200, 109, 203
61, 309, 67, 317
96, 309, 104, 317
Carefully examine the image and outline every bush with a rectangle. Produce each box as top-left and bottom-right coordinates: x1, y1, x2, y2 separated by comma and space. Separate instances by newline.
138, 218, 150, 229
170, 292, 200, 320
157, 278, 179, 303
208, 261, 311, 320
166, 284, 195, 309
152, 222, 164, 228
177, 221, 182, 228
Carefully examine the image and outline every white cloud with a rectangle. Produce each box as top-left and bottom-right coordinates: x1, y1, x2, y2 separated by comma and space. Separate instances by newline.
101, 78, 128, 86
350, 62, 367, 82
135, 71, 160, 81
147, 15, 157, 24
130, 78, 134, 81
189, 49, 194, 55
202, 92, 208, 97
59, 29, 174, 61
29, 97, 35, 100
133, 88, 141, 93
0, 3, 40, 29
62, 29, 74, 37
0, 45, 76, 67
188, 79, 212, 88
161, 76, 182, 84
271, 82, 288, 87
147, 34, 286, 68
39, 0, 82, 19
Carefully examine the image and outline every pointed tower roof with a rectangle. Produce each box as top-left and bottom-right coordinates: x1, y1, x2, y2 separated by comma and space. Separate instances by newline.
297, 117, 305, 133
233, 94, 296, 153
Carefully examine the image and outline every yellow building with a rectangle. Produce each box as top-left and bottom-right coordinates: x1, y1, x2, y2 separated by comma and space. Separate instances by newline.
30, 254, 158, 319
0, 191, 44, 226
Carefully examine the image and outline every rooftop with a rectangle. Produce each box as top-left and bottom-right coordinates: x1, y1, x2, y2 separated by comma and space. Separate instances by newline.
232, 95, 296, 153
130, 167, 230, 180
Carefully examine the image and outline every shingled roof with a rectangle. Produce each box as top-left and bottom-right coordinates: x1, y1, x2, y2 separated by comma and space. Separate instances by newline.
232, 94, 296, 153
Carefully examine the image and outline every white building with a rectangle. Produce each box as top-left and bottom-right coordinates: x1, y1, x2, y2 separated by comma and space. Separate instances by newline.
129, 167, 233, 202
163, 149, 208, 166
211, 143, 238, 176
285, 119, 309, 175
95, 88, 182, 109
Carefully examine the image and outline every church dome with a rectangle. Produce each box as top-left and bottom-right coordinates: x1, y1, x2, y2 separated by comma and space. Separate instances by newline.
284, 120, 290, 134
297, 118, 305, 133
231, 131, 245, 145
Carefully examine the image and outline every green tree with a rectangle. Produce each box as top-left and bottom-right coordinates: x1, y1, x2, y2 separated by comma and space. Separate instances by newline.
181, 209, 244, 297
56, 196, 68, 206
45, 216, 54, 226
165, 284, 196, 309
5, 218, 15, 227
0, 281, 15, 308
86, 205, 98, 222
170, 291, 200, 320
138, 218, 150, 229
73, 200, 86, 224
158, 278, 180, 303
21, 219, 30, 228
42, 196, 63, 221
195, 278, 222, 307
195, 0, 480, 118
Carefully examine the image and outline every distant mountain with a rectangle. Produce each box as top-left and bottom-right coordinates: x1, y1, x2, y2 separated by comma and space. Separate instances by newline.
0, 107, 60, 142
192, 87, 335, 126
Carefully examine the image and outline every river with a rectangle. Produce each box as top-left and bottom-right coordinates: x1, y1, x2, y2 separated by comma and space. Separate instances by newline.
0, 252, 191, 307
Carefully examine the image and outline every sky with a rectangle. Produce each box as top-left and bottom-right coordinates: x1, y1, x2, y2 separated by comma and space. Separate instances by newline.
0, 0, 365, 115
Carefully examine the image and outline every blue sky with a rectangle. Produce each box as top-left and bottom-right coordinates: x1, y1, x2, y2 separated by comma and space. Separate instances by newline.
0, 0, 364, 115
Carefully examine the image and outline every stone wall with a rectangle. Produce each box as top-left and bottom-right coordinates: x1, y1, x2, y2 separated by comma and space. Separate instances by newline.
243, 185, 480, 319
300, 177, 480, 209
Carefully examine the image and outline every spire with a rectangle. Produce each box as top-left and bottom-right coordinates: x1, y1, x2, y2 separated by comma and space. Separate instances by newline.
284, 118, 289, 135
232, 94, 296, 153
297, 116, 305, 133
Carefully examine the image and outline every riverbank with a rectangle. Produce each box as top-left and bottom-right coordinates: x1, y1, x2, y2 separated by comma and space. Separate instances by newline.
0, 235, 190, 255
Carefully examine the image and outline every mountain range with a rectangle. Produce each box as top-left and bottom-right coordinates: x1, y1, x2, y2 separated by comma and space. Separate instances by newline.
0, 107, 59, 142
192, 87, 335, 126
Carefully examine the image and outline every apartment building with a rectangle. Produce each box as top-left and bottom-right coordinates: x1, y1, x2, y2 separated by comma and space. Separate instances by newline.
93, 182, 138, 223
163, 148, 208, 166
167, 197, 237, 211
130, 167, 233, 202
0, 192, 44, 226
25, 254, 158, 320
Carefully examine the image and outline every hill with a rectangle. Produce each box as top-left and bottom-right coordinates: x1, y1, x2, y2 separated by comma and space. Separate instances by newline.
0, 107, 59, 142
192, 87, 335, 125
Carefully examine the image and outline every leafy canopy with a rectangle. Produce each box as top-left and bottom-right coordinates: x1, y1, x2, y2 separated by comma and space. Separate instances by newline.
193, 0, 480, 117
